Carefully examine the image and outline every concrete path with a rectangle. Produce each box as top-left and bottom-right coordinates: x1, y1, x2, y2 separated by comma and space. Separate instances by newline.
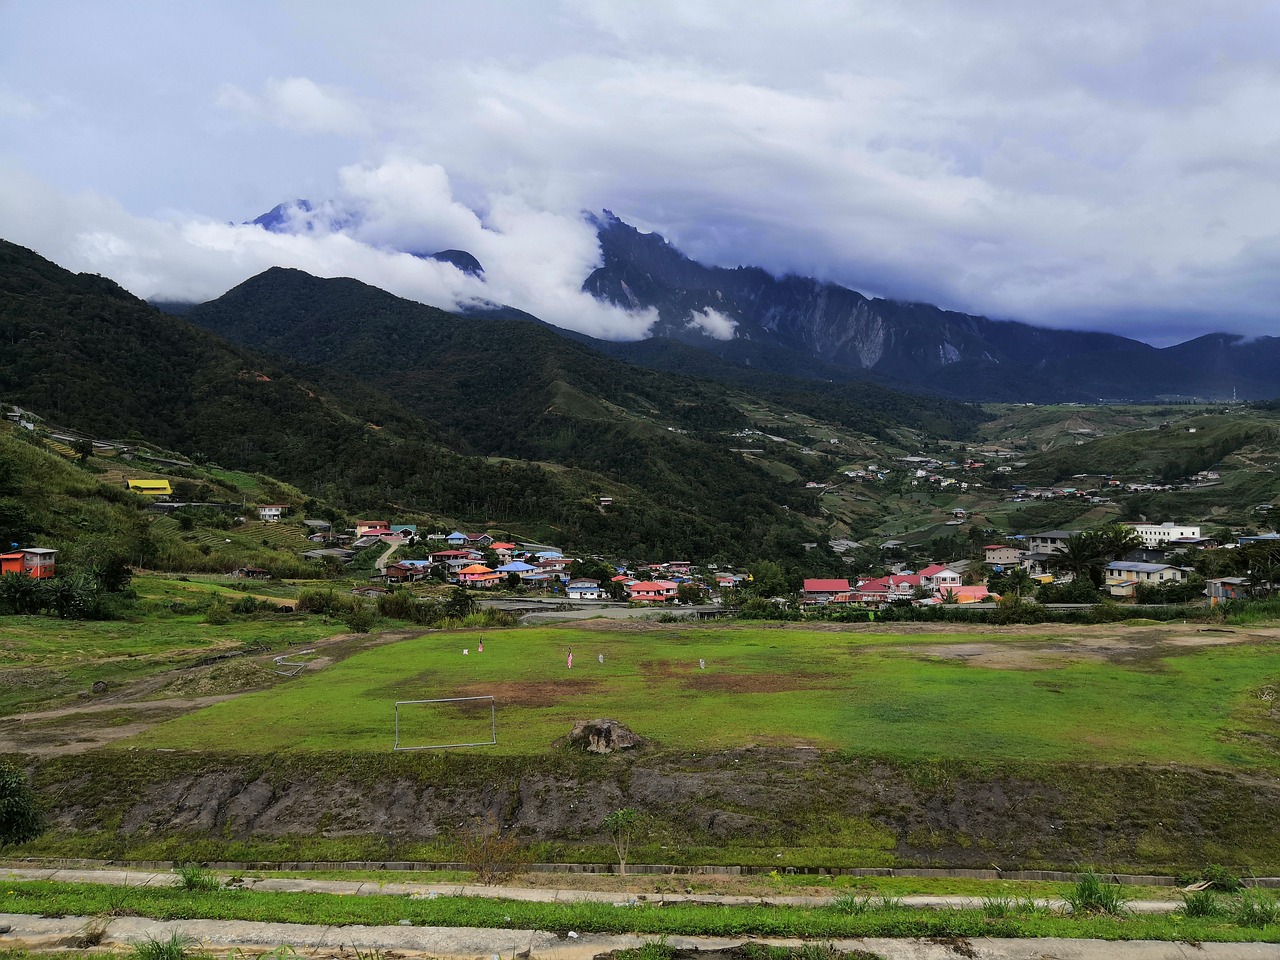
11, 867, 1279, 959
3, 911, 1279, 960
0, 865, 1186, 913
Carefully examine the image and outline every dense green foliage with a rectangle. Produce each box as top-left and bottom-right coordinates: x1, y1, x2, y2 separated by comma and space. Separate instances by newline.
0, 764, 44, 846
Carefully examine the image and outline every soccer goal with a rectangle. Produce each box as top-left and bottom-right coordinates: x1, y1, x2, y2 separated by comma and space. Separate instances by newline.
393, 696, 497, 750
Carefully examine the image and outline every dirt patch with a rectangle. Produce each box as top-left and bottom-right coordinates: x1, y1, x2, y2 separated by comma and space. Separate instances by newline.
901, 625, 1264, 671
454, 678, 603, 707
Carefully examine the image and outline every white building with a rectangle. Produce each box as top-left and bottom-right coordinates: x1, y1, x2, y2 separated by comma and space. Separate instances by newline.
1125, 522, 1201, 547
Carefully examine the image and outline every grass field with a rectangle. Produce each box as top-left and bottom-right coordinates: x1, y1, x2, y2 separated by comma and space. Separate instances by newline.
124, 623, 1280, 769
0, 612, 348, 715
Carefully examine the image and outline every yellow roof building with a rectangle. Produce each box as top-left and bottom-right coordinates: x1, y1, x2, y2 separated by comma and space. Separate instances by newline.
126, 479, 172, 495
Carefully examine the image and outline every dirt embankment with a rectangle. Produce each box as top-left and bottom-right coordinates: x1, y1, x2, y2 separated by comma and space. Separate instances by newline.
30, 746, 1280, 873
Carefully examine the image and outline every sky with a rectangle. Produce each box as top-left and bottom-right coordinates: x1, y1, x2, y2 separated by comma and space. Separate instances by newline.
3, 1, 1280, 345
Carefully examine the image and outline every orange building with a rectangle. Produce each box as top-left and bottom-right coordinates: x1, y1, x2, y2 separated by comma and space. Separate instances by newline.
0, 547, 57, 579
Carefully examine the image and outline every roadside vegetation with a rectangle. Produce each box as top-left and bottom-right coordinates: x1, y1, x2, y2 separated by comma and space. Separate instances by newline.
1, 878, 1278, 944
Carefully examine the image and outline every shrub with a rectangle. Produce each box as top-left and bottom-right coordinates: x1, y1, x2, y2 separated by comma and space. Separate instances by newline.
1232, 888, 1280, 928
343, 602, 376, 634
175, 863, 221, 892
229, 595, 259, 615
203, 595, 231, 625
458, 815, 530, 886
1065, 872, 1128, 916
296, 589, 354, 616
132, 931, 201, 960
1201, 864, 1245, 892
1180, 888, 1222, 919
0, 764, 45, 846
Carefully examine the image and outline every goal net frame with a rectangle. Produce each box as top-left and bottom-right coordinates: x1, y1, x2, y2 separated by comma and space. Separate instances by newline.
393, 696, 497, 750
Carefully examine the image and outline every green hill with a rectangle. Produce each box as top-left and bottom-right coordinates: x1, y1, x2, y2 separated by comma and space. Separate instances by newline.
0, 241, 833, 562
1019, 414, 1277, 484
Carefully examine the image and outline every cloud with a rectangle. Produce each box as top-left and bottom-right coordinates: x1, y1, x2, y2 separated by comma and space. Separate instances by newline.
686, 308, 737, 341
0, 159, 656, 341
3, 2, 1280, 342
216, 77, 372, 137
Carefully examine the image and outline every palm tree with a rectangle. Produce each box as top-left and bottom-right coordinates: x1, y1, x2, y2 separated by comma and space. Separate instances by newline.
1048, 532, 1108, 587
1002, 566, 1036, 600
1094, 524, 1143, 562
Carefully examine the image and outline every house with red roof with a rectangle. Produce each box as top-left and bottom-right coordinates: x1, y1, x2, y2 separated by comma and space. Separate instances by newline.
802, 578, 850, 603
356, 520, 390, 537
918, 564, 963, 593
430, 548, 480, 564
920, 584, 998, 604
852, 574, 921, 603
628, 580, 678, 602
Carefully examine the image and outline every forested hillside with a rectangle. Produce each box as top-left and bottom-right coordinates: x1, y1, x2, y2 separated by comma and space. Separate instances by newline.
0, 242, 835, 562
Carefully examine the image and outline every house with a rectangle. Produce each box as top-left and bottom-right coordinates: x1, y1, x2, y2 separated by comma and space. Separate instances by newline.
430, 548, 480, 564
1020, 551, 1058, 578
257, 504, 289, 522
628, 580, 679, 602
445, 530, 469, 547
490, 542, 517, 561
390, 524, 418, 538
1205, 577, 1249, 602
126, 479, 172, 496
933, 584, 997, 604
495, 561, 538, 577
356, 520, 390, 537
918, 564, 963, 593
10, 547, 57, 579
802, 578, 851, 603
567, 578, 604, 599
1123, 522, 1202, 547
234, 566, 270, 580
984, 544, 1023, 567
853, 574, 920, 603
457, 563, 502, 587
1105, 561, 1188, 598
382, 562, 423, 584
1027, 530, 1080, 554
665, 561, 693, 575
351, 585, 389, 598
303, 519, 331, 532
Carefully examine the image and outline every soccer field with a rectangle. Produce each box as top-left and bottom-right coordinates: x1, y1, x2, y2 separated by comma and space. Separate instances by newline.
125, 622, 1280, 770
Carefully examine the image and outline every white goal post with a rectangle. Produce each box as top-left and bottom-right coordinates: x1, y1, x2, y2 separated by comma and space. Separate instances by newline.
393, 696, 497, 750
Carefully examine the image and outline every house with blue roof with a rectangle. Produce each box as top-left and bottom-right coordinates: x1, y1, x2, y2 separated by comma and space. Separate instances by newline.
1105, 560, 1187, 598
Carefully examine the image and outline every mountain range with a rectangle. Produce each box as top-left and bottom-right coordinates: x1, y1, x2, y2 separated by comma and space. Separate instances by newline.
248, 201, 1280, 403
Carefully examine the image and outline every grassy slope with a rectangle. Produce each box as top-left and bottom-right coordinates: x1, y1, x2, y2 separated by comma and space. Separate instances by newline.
124, 625, 1280, 771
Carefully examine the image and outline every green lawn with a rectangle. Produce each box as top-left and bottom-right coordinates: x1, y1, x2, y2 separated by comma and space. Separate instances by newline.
125, 625, 1280, 769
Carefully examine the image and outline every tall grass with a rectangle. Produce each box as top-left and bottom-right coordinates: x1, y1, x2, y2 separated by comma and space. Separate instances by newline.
1065, 872, 1129, 916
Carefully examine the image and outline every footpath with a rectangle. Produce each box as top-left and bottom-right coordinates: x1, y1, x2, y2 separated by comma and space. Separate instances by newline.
2, 867, 1279, 960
